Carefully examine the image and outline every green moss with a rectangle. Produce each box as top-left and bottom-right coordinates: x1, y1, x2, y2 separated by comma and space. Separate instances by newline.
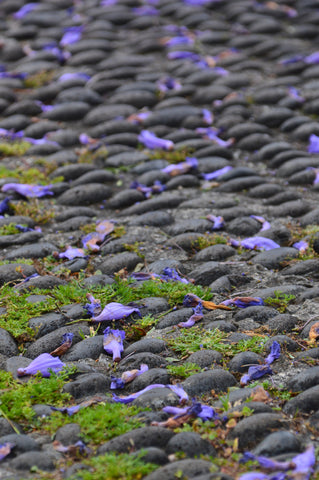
43, 402, 145, 445
149, 147, 194, 163
0, 370, 72, 423
12, 199, 55, 224
167, 362, 204, 379
23, 70, 55, 88
66, 452, 157, 480
168, 327, 267, 358
193, 233, 227, 251
0, 141, 31, 157
0, 223, 23, 235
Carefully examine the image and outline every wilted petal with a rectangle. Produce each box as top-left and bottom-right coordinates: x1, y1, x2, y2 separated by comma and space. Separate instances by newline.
308, 134, 319, 154
202, 108, 213, 125
60, 26, 83, 47
0, 197, 10, 216
265, 341, 281, 365
161, 157, 197, 176
182, 293, 201, 308
103, 327, 125, 362
85, 293, 102, 317
58, 246, 86, 260
0, 443, 15, 461
92, 302, 141, 322
240, 364, 273, 386
58, 73, 91, 82
96, 220, 115, 236
305, 51, 319, 64
53, 440, 90, 457
199, 404, 219, 421
196, 127, 234, 147
111, 364, 148, 389
161, 267, 189, 284
167, 51, 200, 61
82, 232, 103, 252
291, 444, 315, 478
293, 240, 309, 254
309, 322, 319, 342
17, 353, 65, 378
178, 302, 203, 328
157, 76, 181, 92
162, 405, 188, 416
51, 396, 104, 416
241, 237, 280, 251
50, 333, 74, 357
221, 297, 264, 308
138, 130, 174, 150
203, 166, 233, 181
2, 183, 53, 198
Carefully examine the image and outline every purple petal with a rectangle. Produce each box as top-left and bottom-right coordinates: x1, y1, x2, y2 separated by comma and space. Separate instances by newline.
178, 302, 203, 328
161, 267, 189, 284
157, 77, 181, 92
206, 215, 224, 230
198, 404, 219, 421
62, 333, 74, 345
221, 297, 264, 308
163, 36, 194, 47
111, 364, 149, 389
17, 353, 65, 378
305, 51, 319, 64
13, 3, 38, 19
51, 397, 103, 416
132, 6, 159, 15
203, 166, 233, 181
238, 473, 269, 480
103, 327, 125, 362
265, 341, 281, 365
308, 134, 319, 154
138, 130, 174, 150
250, 215, 271, 232
292, 444, 315, 477
58, 73, 91, 82
58, 246, 86, 260
293, 240, 309, 254
202, 108, 213, 125
196, 127, 234, 147
84, 294, 102, 317
0, 197, 11, 215
161, 157, 197, 176
92, 302, 141, 322
167, 384, 189, 403
60, 27, 83, 47
241, 237, 280, 251
2, 183, 53, 198
163, 406, 188, 415
183, 293, 201, 308
167, 51, 200, 61
240, 364, 273, 386
0, 443, 15, 461
110, 376, 125, 389
112, 384, 167, 404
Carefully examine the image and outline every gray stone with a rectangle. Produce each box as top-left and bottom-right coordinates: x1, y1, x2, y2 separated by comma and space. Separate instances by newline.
166, 432, 216, 458
181, 369, 237, 396
0, 328, 19, 357
57, 183, 112, 205
142, 459, 213, 480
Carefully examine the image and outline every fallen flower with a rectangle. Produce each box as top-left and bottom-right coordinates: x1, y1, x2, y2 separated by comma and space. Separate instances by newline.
60, 26, 83, 47
221, 297, 264, 308
53, 440, 91, 457
112, 384, 188, 404
202, 108, 213, 125
130, 180, 166, 198
82, 219, 114, 252
178, 302, 203, 328
13, 2, 38, 19
103, 327, 125, 362
0, 443, 15, 461
84, 293, 102, 317
206, 214, 225, 230
58, 72, 91, 82
50, 333, 74, 357
161, 157, 198, 176
241, 237, 280, 251
0, 197, 11, 216
2, 183, 53, 198
138, 130, 174, 150
161, 267, 189, 284
17, 353, 65, 378
110, 364, 149, 389
308, 134, 319, 154
182, 293, 231, 311
196, 127, 234, 147
91, 302, 141, 322
293, 240, 309, 254
51, 396, 104, 416
240, 341, 280, 386
154, 399, 219, 428
202, 165, 233, 181
250, 215, 271, 232
58, 246, 86, 260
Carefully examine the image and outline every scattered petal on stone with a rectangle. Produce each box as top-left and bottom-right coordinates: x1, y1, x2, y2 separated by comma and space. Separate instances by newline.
53, 440, 91, 457
58, 246, 86, 260
110, 364, 149, 389
138, 130, 174, 150
293, 240, 309, 254
91, 302, 141, 322
85, 293, 102, 317
50, 333, 74, 357
0, 443, 15, 461
241, 237, 280, 251
221, 297, 264, 308
2, 183, 53, 198
178, 302, 203, 328
161, 157, 198, 176
203, 166, 233, 181
103, 327, 125, 362
51, 396, 104, 416
250, 216, 271, 232
308, 134, 319, 154
206, 215, 225, 230
17, 353, 65, 378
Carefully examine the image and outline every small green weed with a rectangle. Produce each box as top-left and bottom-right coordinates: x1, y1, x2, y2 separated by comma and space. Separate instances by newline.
149, 147, 194, 163
167, 362, 204, 379
112, 225, 126, 238
264, 291, 296, 313
0, 223, 23, 235
23, 70, 55, 88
